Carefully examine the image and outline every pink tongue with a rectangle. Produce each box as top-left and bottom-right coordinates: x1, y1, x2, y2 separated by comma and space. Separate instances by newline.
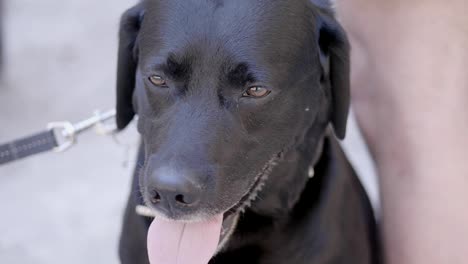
147, 215, 223, 264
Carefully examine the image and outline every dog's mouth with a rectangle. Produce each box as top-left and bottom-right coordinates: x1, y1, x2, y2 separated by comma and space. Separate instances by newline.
217, 151, 282, 246
144, 152, 282, 264
218, 152, 279, 248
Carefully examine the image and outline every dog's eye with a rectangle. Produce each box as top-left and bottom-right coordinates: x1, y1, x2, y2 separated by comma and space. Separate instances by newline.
149, 75, 167, 87
243, 86, 270, 98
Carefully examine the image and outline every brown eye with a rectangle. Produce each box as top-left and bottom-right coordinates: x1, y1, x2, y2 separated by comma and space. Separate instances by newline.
243, 86, 270, 98
149, 75, 167, 87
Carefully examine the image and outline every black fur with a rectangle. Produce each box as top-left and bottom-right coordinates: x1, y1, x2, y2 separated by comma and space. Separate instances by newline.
117, 0, 379, 263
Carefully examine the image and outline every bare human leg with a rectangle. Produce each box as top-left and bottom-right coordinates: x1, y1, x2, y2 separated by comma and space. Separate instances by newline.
336, 1, 468, 263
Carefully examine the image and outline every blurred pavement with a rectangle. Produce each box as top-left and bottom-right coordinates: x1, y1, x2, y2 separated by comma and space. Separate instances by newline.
0, 1, 378, 263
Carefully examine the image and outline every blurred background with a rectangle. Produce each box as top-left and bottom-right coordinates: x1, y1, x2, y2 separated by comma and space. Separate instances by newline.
0, 0, 379, 263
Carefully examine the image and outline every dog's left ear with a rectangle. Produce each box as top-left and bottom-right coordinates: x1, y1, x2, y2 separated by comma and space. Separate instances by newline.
116, 4, 144, 130
315, 10, 350, 140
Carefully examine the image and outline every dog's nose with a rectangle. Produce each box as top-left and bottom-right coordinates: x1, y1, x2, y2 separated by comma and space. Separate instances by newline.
147, 167, 203, 210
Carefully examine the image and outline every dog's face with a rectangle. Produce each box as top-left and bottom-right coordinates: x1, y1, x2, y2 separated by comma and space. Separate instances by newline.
116, 0, 349, 222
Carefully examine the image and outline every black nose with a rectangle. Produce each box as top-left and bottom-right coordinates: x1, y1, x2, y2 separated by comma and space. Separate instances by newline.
147, 167, 203, 212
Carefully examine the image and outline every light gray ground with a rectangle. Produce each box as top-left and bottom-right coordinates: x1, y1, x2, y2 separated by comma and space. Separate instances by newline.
0, 1, 379, 263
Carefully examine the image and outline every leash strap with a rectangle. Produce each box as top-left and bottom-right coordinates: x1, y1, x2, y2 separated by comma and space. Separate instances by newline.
0, 130, 58, 165
0, 109, 117, 166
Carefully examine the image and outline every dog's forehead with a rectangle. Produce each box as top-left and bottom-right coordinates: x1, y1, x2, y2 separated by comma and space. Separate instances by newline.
139, 0, 318, 68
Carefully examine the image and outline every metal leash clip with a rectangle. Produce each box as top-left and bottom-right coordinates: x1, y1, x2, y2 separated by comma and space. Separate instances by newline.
47, 109, 117, 152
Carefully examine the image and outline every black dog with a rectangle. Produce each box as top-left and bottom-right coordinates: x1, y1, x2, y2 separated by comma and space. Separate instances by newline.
117, 0, 379, 263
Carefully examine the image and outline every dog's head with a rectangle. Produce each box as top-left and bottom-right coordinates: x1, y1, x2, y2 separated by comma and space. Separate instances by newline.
116, 0, 349, 223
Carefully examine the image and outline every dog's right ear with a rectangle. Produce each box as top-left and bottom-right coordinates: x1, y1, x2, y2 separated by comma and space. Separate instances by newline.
116, 4, 144, 130
314, 6, 351, 140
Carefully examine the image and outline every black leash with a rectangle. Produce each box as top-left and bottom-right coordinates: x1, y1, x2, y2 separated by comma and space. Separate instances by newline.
0, 109, 116, 166
0, 130, 58, 165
